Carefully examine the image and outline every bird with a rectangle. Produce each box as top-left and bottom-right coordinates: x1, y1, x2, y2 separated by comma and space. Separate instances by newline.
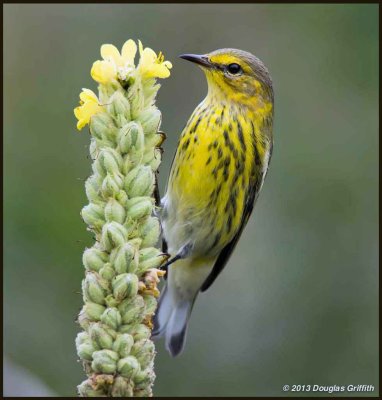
153, 48, 274, 357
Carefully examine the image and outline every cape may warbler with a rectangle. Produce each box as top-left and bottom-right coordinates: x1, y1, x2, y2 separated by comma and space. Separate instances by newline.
153, 48, 274, 356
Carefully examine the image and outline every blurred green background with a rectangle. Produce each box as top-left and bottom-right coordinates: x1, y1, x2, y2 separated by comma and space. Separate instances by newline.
4, 4, 378, 397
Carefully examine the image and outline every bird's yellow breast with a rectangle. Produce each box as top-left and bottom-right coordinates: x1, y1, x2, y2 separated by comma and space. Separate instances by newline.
163, 94, 272, 256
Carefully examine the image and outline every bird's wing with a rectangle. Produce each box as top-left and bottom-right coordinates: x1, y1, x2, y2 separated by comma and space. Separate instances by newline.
200, 187, 257, 292
200, 138, 273, 292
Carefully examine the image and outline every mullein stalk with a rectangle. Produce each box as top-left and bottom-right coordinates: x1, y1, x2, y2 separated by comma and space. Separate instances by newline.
74, 39, 172, 397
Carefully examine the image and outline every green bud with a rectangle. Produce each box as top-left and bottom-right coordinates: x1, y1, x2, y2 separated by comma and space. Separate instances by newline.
138, 106, 161, 135
90, 112, 118, 142
149, 148, 162, 171
108, 91, 131, 124
82, 247, 108, 272
138, 247, 166, 272
101, 173, 124, 198
117, 356, 140, 379
143, 294, 157, 318
99, 263, 116, 281
77, 342, 95, 361
116, 189, 128, 207
119, 324, 151, 341
89, 323, 114, 349
128, 122, 145, 150
118, 295, 145, 324
91, 349, 119, 374
81, 203, 105, 230
82, 273, 108, 305
101, 222, 127, 251
104, 294, 119, 308
128, 80, 145, 119
113, 333, 134, 357
144, 133, 163, 149
76, 332, 96, 361
104, 198, 126, 223
121, 154, 134, 175
111, 376, 134, 397
132, 339, 155, 370
77, 379, 107, 397
118, 125, 133, 154
134, 368, 155, 388
125, 166, 154, 197
85, 174, 102, 203
126, 197, 153, 220
139, 217, 160, 247
83, 302, 106, 321
112, 273, 139, 301
101, 307, 122, 330
110, 243, 136, 274
95, 148, 123, 176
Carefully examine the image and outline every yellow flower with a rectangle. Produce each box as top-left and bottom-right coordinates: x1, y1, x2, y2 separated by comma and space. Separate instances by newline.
91, 39, 137, 84
74, 89, 103, 130
91, 60, 116, 84
138, 40, 172, 79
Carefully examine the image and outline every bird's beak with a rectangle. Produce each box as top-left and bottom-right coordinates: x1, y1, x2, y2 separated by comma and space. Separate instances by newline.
179, 54, 212, 68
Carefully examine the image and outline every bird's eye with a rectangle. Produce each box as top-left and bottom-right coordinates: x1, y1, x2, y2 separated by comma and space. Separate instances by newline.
226, 63, 242, 75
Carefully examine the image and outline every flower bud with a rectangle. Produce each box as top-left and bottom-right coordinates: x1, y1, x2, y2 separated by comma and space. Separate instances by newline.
128, 122, 145, 150
138, 106, 161, 135
128, 80, 144, 119
119, 324, 151, 341
76, 332, 96, 361
82, 247, 108, 272
90, 112, 118, 142
101, 173, 123, 198
144, 133, 163, 149
112, 273, 139, 301
104, 198, 126, 223
125, 166, 154, 197
91, 349, 119, 374
121, 154, 134, 175
101, 307, 122, 330
149, 148, 162, 171
101, 222, 127, 251
118, 295, 145, 324
77, 343, 94, 362
85, 174, 102, 203
131, 339, 155, 369
95, 148, 123, 177
77, 379, 106, 397
138, 247, 166, 272
99, 263, 115, 281
111, 376, 134, 397
118, 125, 133, 154
126, 197, 153, 220
107, 91, 131, 123
143, 294, 157, 318
110, 242, 137, 274
82, 273, 108, 305
113, 333, 134, 357
139, 217, 160, 247
81, 203, 105, 230
83, 302, 106, 321
116, 189, 128, 207
117, 356, 140, 379
89, 323, 114, 350
134, 368, 155, 388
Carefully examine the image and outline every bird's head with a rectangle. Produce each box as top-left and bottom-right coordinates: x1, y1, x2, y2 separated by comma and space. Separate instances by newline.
180, 48, 273, 108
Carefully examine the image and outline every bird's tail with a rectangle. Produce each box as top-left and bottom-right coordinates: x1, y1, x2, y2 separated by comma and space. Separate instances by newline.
152, 258, 212, 356
152, 281, 195, 357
